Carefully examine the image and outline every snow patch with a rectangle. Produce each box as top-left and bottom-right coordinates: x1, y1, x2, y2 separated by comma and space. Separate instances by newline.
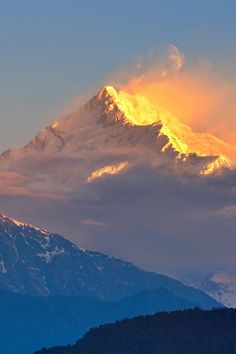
0, 260, 7, 274
38, 247, 66, 264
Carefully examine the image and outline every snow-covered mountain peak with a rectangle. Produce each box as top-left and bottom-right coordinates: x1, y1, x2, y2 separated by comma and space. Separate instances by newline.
1, 85, 236, 184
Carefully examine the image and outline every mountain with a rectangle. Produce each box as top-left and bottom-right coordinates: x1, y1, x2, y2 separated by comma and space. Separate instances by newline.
33, 308, 236, 354
0, 86, 235, 200
7, 86, 236, 165
0, 288, 195, 354
0, 213, 221, 307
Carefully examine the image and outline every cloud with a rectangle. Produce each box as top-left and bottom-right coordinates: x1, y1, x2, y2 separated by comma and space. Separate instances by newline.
168, 44, 185, 71
0, 169, 65, 200
222, 205, 236, 214
1, 147, 236, 277
0, 171, 28, 185
63, 164, 236, 274
109, 44, 236, 145
81, 219, 106, 227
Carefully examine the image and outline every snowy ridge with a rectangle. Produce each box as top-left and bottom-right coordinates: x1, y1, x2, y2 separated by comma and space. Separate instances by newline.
0, 214, 49, 235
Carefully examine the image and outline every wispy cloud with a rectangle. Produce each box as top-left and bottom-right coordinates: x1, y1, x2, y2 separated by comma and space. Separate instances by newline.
81, 219, 106, 227
109, 44, 236, 145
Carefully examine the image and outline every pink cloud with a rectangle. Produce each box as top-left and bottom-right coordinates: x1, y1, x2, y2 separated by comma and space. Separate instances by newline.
0, 171, 65, 201
81, 219, 106, 227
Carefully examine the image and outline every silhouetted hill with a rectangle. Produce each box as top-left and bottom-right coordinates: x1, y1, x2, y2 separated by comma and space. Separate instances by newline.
34, 308, 236, 354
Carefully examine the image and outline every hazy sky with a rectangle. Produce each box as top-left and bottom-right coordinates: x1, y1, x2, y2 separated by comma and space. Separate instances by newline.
1, 0, 236, 152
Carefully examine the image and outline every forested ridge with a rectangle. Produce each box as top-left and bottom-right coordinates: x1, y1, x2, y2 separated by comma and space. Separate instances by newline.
35, 308, 236, 354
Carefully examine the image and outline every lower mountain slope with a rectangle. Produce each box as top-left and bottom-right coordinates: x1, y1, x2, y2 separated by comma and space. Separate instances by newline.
0, 288, 195, 354
34, 308, 236, 354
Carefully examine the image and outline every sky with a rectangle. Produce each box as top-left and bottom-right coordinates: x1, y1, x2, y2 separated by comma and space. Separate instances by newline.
1, 0, 236, 152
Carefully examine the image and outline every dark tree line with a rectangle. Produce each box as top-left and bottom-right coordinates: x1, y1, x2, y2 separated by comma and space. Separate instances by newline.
34, 308, 236, 354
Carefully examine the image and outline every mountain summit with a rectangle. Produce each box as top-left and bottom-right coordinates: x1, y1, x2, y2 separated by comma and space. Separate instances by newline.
1, 85, 235, 189
16, 85, 236, 165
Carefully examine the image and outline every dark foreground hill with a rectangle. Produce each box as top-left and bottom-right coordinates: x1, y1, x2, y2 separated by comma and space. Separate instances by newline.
34, 308, 236, 354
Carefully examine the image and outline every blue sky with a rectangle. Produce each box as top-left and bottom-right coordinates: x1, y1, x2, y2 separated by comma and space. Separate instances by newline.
1, 0, 236, 152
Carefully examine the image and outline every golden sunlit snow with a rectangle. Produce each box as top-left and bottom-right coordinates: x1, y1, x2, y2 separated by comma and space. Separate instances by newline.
99, 86, 236, 173
87, 161, 128, 183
